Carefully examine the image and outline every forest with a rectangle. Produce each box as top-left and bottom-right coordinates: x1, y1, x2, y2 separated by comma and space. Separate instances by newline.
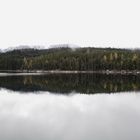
0, 47, 140, 71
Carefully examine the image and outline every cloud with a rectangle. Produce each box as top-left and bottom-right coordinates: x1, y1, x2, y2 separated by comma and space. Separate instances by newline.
0, 89, 140, 140
0, 0, 140, 49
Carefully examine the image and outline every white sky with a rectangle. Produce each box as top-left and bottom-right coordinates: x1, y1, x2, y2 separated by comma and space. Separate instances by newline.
0, 0, 140, 49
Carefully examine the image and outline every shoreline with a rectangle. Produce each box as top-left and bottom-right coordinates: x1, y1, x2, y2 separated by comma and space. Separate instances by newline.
0, 70, 140, 75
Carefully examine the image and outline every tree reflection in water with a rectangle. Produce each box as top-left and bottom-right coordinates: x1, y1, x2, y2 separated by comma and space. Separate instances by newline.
0, 74, 140, 94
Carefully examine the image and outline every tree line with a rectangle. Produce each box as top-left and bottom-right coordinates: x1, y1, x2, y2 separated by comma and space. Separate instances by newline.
0, 47, 140, 70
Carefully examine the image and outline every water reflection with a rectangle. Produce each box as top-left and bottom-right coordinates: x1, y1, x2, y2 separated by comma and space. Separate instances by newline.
0, 89, 140, 140
0, 74, 140, 93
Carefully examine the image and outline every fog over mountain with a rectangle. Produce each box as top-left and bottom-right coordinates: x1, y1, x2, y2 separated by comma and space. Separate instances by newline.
1, 44, 139, 53
0, 44, 80, 52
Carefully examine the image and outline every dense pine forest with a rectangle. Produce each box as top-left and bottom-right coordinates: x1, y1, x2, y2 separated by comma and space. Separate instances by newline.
0, 46, 140, 71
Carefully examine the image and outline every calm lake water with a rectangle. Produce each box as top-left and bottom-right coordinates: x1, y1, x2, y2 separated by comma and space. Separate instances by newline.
0, 73, 140, 140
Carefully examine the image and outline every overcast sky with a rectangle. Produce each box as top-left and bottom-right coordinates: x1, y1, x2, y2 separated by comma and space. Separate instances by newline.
0, 0, 140, 49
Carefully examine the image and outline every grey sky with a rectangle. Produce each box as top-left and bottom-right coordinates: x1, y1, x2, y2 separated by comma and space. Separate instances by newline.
0, 0, 140, 49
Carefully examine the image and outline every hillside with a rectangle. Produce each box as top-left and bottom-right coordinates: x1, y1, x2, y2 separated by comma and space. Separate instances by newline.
0, 47, 140, 71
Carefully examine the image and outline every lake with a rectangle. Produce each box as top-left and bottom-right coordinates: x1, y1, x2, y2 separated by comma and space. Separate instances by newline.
0, 73, 140, 140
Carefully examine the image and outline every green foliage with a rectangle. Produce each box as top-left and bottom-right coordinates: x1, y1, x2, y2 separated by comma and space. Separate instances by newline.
0, 47, 140, 70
